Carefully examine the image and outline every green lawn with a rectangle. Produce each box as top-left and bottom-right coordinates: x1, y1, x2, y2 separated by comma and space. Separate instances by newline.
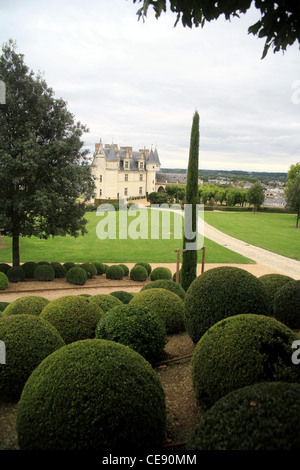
204, 211, 300, 261
0, 209, 252, 265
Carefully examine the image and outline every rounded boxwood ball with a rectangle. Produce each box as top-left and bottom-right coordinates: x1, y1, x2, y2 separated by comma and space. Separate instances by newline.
7, 266, 25, 283
130, 265, 148, 282
0, 314, 65, 399
259, 273, 293, 315
63, 262, 76, 272
51, 262, 67, 279
106, 265, 124, 280
274, 280, 300, 329
129, 288, 185, 334
118, 264, 129, 276
40, 295, 104, 344
110, 291, 135, 304
141, 279, 185, 300
21, 262, 39, 278
188, 382, 300, 450
16, 339, 166, 451
80, 263, 97, 278
66, 266, 87, 286
150, 267, 172, 281
0, 263, 10, 274
95, 304, 166, 362
0, 272, 9, 291
93, 262, 106, 275
90, 294, 123, 312
191, 313, 300, 410
134, 262, 152, 275
34, 264, 55, 282
185, 266, 269, 343
2, 296, 50, 317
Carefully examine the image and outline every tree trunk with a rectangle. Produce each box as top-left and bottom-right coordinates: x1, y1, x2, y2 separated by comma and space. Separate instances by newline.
12, 231, 20, 267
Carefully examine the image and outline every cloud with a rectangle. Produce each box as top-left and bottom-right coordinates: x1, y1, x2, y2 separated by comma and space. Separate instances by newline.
0, 0, 299, 173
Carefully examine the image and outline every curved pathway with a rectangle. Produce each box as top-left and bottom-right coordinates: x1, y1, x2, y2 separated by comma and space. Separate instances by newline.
202, 219, 300, 279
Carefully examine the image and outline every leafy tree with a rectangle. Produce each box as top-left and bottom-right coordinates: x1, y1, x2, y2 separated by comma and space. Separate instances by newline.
246, 182, 265, 212
181, 110, 199, 292
286, 176, 300, 228
287, 162, 300, 185
0, 40, 95, 266
132, 0, 300, 58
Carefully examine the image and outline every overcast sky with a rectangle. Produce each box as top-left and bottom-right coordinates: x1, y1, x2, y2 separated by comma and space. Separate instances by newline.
1, 0, 299, 173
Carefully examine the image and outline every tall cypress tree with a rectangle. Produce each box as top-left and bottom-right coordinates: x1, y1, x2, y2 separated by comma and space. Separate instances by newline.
181, 110, 200, 291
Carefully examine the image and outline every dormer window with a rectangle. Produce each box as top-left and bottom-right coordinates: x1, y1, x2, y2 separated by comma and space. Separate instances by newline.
139, 162, 144, 169
125, 161, 129, 169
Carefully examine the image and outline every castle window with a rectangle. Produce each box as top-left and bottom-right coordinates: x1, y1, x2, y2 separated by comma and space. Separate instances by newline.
124, 188, 128, 196
139, 174, 143, 181
125, 174, 128, 182
139, 187, 143, 195
125, 161, 129, 169
139, 162, 144, 169
100, 175, 102, 182
99, 189, 102, 196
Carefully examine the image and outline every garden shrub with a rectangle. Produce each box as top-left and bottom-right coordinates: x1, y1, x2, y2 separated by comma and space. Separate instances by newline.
274, 280, 300, 329
6, 266, 25, 283
259, 273, 293, 315
0, 272, 9, 291
184, 266, 269, 343
34, 264, 55, 282
105, 265, 124, 280
95, 304, 166, 362
66, 266, 87, 286
134, 262, 152, 275
51, 262, 67, 278
80, 263, 97, 278
0, 263, 10, 274
21, 262, 38, 278
188, 382, 300, 450
141, 279, 186, 300
37, 261, 51, 265
40, 295, 104, 344
118, 264, 129, 276
0, 301, 9, 312
0, 314, 65, 399
191, 313, 300, 410
130, 265, 148, 282
16, 339, 166, 451
2, 296, 50, 317
90, 294, 123, 312
63, 262, 76, 272
110, 291, 135, 304
129, 288, 185, 334
93, 262, 106, 275
150, 267, 172, 281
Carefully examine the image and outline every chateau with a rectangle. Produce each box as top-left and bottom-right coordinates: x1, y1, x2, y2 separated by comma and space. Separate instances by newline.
91, 140, 186, 201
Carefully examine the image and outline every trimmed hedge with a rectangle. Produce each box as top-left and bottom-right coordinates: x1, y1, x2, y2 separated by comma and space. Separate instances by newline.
7, 266, 25, 283
106, 265, 124, 280
17, 339, 166, 451
51, 262, 67, 279
150, 267, 172, 281
93, 262, 106, 275
274, 280, 300, 329
259, 273, 294, 315
34, 264, 55, 282
188, 382, 300, 450
90, 294, 123, 312
95, 305, 166, 362
21, 262, 39, 278
63, 262, 76, 272
130, 265, 148, 282
0, 272, 9, 291
0, 263, 10, 274
110, 291, 135, 304
0, 314, 65, 399
66, 267, 87, 286
134, 262, 152, 275
118, 264, 129, 276
129, 288, 185, 334
191, 313, 300, 410
2, 296, 50, 317
184, 267, 269, 343
40, 295, 104, 344
141, 279, 186, 300
80, 263, 97, 278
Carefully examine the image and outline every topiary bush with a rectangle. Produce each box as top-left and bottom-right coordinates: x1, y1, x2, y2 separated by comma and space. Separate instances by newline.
129, 288, 185, 334
274, 280, 300, 329
16, 339, 166, 451
66, 266, 87, 286
0, 314, 65, 399
106, 265, 124, 280
6, 266, 25, 283
141, 279, 186, 300
118, 264, 129, 276
259, 273, 294, 315
0, 272, 9, 291
80, 263, 97, 279
95, 304, 166, 363
150, 267, 172, 281
184, 266, 269, 343
0, 263, 10, 274
34, 264, 55, 282
90, 294, 123, 312
134, 262, 152, 275
93, 262, 106, 275
130, 265, 148, 282
0, 302, 9, 312
2, 296, 50, 317
40, 295, 104, 344
110, 291, 135, 304
191, 313, 300, 410
63, 262, 76, 272
188, 382, 300, 450
51, 262, 67, 279
21, 262, 39, 278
